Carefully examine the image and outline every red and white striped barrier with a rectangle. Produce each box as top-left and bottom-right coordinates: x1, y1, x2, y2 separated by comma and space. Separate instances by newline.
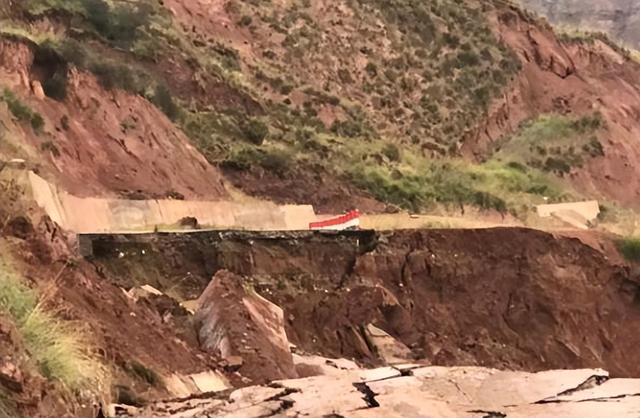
309, 210, 361, 231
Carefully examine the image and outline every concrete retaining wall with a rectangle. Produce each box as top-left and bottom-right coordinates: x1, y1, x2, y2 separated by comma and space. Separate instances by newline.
28, 172, 316, 233
536, 201, 600, 221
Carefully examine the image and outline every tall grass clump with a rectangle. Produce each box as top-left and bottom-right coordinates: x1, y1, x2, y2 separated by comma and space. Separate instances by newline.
0, 269, 106, 390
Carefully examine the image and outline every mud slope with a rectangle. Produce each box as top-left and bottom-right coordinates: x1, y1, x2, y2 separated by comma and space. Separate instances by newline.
92, 228, 640, 378
0, 39, 227, 200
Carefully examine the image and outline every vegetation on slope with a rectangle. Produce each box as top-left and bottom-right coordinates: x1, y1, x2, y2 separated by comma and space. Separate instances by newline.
489, 113, 606, 176
351, 0, 521, 147
0, 0, 612, 215
616, 237, 640, 262
1, 89, 45, 132
0, 265, 107, 391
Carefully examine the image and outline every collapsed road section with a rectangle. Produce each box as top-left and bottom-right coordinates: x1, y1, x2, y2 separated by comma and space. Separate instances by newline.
83, 227, 640, 381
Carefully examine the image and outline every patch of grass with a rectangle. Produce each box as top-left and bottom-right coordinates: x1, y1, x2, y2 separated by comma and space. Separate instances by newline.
1, 89, 45, 132
241, 118, 269, 145
0, 268, 106, 390
348, 159, 559, 214
616, 237, 640, 262
490, 113, 606, 176
338, 131, 568, 215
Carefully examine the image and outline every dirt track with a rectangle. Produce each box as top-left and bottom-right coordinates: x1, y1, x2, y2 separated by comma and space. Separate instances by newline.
90, 227, 640, 379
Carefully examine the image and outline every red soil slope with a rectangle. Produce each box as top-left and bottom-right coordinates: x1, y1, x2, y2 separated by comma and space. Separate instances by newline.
0, 39, 227, 200
466, 7, 640, 207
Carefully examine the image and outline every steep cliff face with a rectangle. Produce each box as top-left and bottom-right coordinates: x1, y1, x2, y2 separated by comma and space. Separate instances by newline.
521, 0, 640, 48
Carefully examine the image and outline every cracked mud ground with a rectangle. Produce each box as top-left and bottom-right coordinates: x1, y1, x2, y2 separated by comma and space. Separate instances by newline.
117, 365, 640, 417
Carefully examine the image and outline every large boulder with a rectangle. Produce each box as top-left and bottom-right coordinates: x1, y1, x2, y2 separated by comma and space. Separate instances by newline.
195, 270, 297, 383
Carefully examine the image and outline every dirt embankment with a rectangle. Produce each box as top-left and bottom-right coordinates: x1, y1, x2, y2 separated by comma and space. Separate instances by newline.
466, 6, 640, 206
92, 227, 640, 379
1, 214, 225, 417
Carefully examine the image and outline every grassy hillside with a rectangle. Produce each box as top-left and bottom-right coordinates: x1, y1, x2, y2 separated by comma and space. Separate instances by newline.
0, 0, 618, 215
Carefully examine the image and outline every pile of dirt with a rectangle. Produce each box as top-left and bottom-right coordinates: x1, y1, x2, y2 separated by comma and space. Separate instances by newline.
91, 227, 640, 378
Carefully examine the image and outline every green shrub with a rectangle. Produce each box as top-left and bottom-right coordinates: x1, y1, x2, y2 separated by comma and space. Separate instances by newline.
41, 141, 61, 157
90, 61, 141, 92
1, 89, 45, 132
365, 62, 378, 77
241, 118, 269, 145
224, 147, 292, 175
239, 15, 252, 26
83, 0, 152, 46
583, 137, 605, 157
331, 119, 366, 138
382, 143, 401, 162
544, 157, 571, 175
616, 238, 640, 262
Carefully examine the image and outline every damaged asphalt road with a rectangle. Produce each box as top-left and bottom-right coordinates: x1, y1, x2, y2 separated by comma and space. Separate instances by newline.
117, 366, 640, 417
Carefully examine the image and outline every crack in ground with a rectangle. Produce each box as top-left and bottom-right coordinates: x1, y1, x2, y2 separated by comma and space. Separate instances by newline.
538, 392, 640, 405
535, 374, 609, 404
353, 382, 380, 408
468, 410, 507, 418
264, 387, 301, 402
555, 375, 609, 397
391, 365, 419, 377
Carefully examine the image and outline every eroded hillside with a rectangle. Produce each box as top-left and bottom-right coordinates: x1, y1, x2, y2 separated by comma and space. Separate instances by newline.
0, 0, 639, 215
